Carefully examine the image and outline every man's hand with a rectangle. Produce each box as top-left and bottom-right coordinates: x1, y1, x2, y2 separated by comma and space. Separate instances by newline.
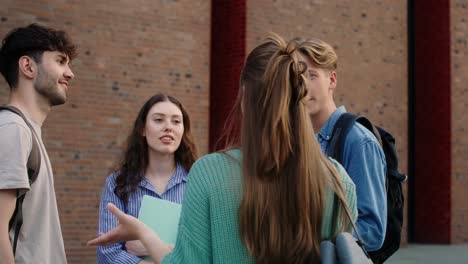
0, 189, 17, 264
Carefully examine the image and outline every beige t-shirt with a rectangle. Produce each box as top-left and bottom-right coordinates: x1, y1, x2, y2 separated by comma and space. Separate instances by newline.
0, 111, 67, 264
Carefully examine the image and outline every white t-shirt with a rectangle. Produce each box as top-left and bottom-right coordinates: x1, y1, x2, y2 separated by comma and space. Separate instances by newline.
0, 111, 67, 264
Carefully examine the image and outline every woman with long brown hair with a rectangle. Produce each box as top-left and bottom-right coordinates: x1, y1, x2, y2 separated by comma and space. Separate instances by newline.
97, 93, 198, 263
89, 35, 357, 264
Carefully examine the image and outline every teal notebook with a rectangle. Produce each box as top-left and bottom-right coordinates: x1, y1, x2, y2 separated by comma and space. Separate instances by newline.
138, 195, 182, 244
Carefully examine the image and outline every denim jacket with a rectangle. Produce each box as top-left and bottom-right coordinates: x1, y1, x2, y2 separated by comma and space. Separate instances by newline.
317, 106, 387, 251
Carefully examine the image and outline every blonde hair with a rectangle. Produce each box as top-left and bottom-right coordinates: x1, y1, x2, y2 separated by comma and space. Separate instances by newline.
296, 37, 338, 71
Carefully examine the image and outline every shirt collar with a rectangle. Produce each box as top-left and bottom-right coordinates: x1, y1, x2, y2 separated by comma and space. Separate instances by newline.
138, 163, 188, 191
166, 163, 188, 190
317, 106, 347, 141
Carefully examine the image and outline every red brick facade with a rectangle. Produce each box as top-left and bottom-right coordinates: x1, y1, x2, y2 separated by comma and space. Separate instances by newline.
451, 0, 468, 243
0, 1, 210, 263
0, 0, 467, 262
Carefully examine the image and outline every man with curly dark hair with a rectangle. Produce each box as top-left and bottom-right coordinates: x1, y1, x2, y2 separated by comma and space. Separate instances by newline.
0, 23, 77, 263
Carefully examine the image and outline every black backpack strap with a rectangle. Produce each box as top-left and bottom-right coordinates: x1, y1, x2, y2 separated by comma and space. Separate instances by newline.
0, 106, 41, 184
0, 106, 41, 255
9, 194, 25, 255
355, 117, 383, 146
327, 113, 359, 164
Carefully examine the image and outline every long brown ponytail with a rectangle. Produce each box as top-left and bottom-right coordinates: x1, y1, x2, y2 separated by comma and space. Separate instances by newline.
235, 35, 351, 263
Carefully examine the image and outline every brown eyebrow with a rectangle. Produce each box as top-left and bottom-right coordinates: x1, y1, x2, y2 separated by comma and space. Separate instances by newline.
57, 54, 67, 61
151, 113, 182, 118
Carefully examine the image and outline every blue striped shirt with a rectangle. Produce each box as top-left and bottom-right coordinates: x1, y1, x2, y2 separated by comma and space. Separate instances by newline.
97, 163, 188, 264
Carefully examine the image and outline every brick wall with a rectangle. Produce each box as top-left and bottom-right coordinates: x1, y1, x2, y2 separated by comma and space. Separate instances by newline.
0, 1, 210, 263
247, 0, 409, 243
2, 0, 468, 262
451, 0, 468, 243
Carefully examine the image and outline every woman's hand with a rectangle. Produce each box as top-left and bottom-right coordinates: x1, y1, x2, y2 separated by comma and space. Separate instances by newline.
126, 240, 148, 256
87, 203, 148, 246
88, 203, 173, 263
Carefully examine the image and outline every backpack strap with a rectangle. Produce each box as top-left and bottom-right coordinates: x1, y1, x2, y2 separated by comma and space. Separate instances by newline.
0, 106, 41, 255
327, 113, 359, 163
328, 113, 384, 162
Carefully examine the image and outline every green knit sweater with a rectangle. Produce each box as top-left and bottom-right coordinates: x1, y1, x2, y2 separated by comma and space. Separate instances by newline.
162, 149, 357, 264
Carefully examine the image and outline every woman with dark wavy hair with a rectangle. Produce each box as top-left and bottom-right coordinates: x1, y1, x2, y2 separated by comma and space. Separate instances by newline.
89, 35, 357, 264
96, 93, 198, 264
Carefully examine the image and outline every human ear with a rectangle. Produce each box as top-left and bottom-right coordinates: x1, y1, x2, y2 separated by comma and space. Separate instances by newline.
329, 71, 337, 92
18, 56, 36, 79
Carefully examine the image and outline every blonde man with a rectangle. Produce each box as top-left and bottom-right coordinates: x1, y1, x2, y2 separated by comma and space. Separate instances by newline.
298, 38, 387, 252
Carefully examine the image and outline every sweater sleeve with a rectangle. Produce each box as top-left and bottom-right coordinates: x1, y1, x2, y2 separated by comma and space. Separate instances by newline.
162, 157, 212, 263
332, 159, 358, 223
329, 158, 358, 225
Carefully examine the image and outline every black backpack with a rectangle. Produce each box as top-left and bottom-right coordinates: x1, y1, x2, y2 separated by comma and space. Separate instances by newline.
327, 112, 406, 264
0, 106, 41, 255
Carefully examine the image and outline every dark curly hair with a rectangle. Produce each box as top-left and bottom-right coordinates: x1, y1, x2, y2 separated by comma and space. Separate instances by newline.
0, 23, 77, 89
114, 93, 198, 202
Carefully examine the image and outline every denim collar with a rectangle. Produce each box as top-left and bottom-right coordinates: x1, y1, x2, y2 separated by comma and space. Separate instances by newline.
317, 106, 347, 142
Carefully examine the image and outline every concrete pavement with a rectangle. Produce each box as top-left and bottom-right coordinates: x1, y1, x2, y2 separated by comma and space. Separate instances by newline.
386, 244, 468, 264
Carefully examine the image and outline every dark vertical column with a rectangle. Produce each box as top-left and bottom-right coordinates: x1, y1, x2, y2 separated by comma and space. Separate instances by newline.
411, 0, 451, 243
209, 0, 246, 151
407, 0, 416, 242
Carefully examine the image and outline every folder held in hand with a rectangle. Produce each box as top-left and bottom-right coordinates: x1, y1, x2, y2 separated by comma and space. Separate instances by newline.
138, 195, 182, 244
